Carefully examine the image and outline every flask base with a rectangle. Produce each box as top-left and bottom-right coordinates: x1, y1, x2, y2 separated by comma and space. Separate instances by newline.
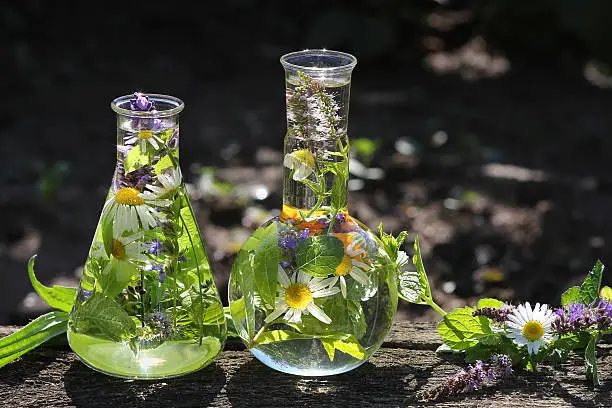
67, 330, 221, 379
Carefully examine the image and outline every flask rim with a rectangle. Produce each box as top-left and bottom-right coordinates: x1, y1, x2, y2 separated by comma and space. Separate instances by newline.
111, 93, 185, 118
280, 49, 357, 74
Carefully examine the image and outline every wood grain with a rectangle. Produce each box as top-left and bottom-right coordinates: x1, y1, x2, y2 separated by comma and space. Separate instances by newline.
0, 321, 610, 407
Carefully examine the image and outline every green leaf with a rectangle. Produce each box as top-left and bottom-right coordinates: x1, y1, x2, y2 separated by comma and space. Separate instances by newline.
601, 286, 612, 301
154, 155, 174, 174
585, 333, 599, 386
102, 212, 114, 257
477, 298, 505, 309
330, 162, 348, 210
437, 307, 486, 350
579, 261, 604, 306
223, 305, 240, 338
397, 269, 423, 303
253, 330, 315, 345
412, 235, 432, 301
324, 297, 367, 340
75, 294, 136, 341
230, 250, 256, 341
27, 255, 76, 313
377, 223, 408, 264
252, 224, 280, 306
321, 335, 366, 361
124, 144, 149, 173
0, 311, 68, 368
295, 235, 344, 278
561, 286, 581, 307
465, 344, 495, 363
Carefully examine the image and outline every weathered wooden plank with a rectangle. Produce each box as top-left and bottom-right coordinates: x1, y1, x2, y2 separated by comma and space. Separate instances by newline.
0, 323, 610, 407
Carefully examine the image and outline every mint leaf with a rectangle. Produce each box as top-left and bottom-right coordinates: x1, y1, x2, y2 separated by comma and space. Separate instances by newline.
0, 311, 68, 368
465, 344, 495, 363
75, 294, 136, 341
377, 223, 408, 264
412, 236, 432, 301
27, 255, 76, 313
561, 286, 581, 307
102, 212, 114, 257
437, 307, 486, 350
330, 166, 348, 210
477, 298, 505, 309
397, 269, 423, 303
585, 333, 599, 386
296, 235, 344, 278
324, 297, 367, 340
579, 261, 604, 306
252, 224, 280, 306
601, 286, 612, 301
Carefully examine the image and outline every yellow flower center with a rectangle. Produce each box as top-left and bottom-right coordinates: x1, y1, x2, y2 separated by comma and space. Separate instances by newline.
284, 283, 313, 310
522, 320, 544, 342
111, 239, 126, 260
291, 149, 315, 168
115, 187, 145, 205
137, 130, 154, 140
335, 255, 353, 277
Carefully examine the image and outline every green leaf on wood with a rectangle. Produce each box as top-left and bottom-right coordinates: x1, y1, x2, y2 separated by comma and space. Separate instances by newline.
0, 311, 69, 368
579, 260, 604, 306
585, 333, 599, 386
296, 235, 344, 278
437, 307, 487, 350
561, 286, 581, 307
252, 224, 280, 306
27, 255, 76, 313
76, 294, 136, 341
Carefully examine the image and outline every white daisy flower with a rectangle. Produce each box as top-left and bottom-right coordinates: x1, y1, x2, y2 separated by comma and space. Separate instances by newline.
146, 167, 182, 197
505, 302, 555, 355
124, 129, 165, 152
97, 231, 150, 295
264, 266, 340, 325
102, 187, 171, 235
328, 232, 371, 298
283, 149, 315, 181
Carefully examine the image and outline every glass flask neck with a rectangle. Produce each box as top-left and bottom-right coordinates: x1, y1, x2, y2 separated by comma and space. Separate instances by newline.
280, 50, 356, 219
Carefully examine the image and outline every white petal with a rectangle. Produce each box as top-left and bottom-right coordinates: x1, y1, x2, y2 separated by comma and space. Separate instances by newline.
327, 276, 339, 288
264, 304, 288, 323
351, 260, 370, 271
147, 185, 167, 195
283, 154, 296, 169
307, 303, 331, 324
277, 265, 291, 288
149, 137, 159, 150
312, 287, 340, 298
340, 276, 347, 298
297, 271, 309, 284
292, 164, 312, 181
349, 267, 370, 286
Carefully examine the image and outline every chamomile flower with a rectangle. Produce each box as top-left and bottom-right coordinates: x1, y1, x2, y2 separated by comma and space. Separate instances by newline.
505, 302, 555, 355
124, 129, 165, 152
102, 187, 171, 235
264, 266, 339, 325
146, 167, 182, 197
284, 149, 315, 181
328, 232, 371, 298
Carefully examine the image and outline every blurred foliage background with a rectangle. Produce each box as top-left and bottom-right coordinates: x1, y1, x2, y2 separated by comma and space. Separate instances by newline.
2, 0, 612, 324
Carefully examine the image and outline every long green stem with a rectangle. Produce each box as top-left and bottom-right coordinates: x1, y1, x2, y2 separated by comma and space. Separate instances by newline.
425, 297, 447, 316
179, 192, 205, 345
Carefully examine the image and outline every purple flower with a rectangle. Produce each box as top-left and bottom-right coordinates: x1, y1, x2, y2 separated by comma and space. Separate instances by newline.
298, 229, 310, 241
120, 166, 154, 191
178, 255, 187, 262
81, 289, 92, 301
568, 303, 586, 323
472, 306, 514, 324
279, 235, 297, 250
148, 239, 164, 256
130, 92, 154, 111
335, 213, 347, 224
280, 261, 293, 269
317, 217, 330, 227
148, 264, 165, 283
421, 354, 512, 401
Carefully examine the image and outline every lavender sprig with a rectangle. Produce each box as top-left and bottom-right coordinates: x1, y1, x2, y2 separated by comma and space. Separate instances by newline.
552, 300, 612, 335
472, 305, 515, 324
420, 354, 513, 401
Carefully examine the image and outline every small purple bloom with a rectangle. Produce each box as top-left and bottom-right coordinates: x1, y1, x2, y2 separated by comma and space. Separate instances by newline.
178, 255, 187, 262
298, 229, 310, 241
148, 239, 164, 256
317, 217, 330, 226
158, 270, 167, 283
81, 289, 92, 301
568, 303, 586, 323
279, 235, 297, 250
117, 144, 133, 157
280, 261, 293, 269
597, 300, 612, 318
130, 92, 154, 111
335, 213, 347, 224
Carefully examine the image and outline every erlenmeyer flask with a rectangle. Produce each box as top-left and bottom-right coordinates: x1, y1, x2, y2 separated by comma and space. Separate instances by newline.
228, 50, 398, 376
67, 93, 226, 379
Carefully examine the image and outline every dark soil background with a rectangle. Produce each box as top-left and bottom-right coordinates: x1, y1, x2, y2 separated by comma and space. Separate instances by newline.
2, 0, 612, 324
